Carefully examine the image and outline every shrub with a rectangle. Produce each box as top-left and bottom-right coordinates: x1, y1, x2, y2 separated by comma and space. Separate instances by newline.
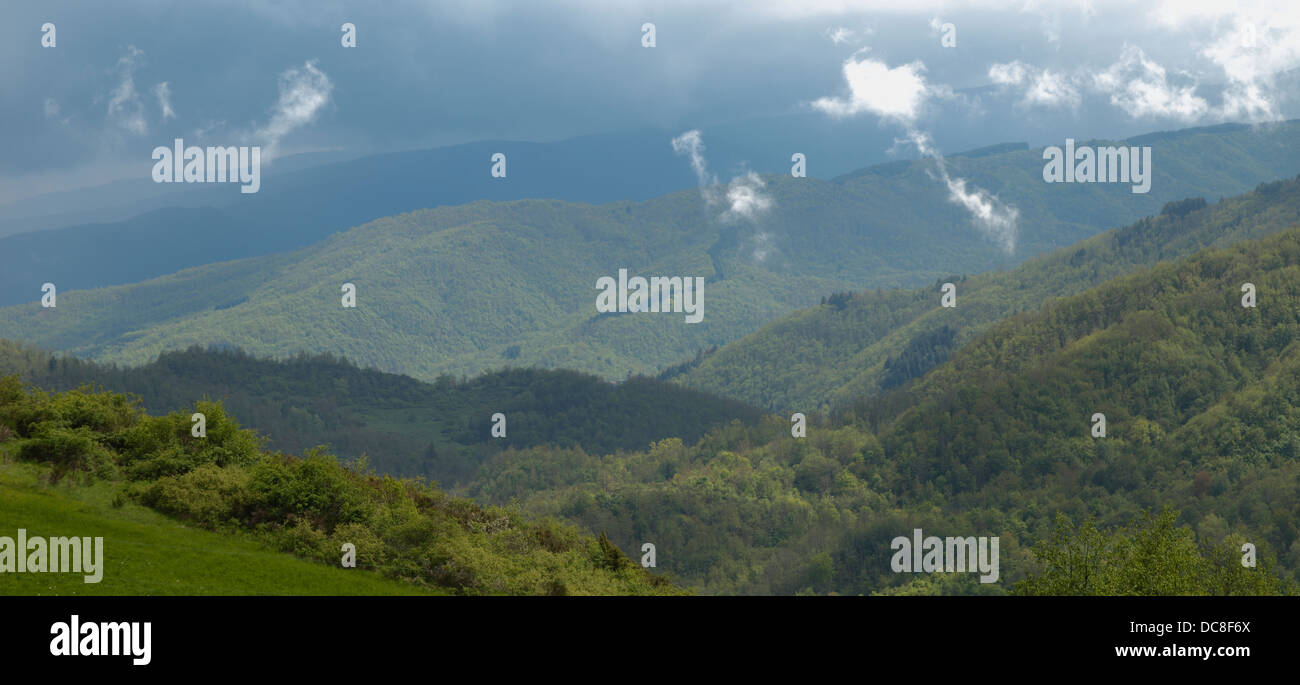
17, 422, 117, 482
137, 463, 251, 527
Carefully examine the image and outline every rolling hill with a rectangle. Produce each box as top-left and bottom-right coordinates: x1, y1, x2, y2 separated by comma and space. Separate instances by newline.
0, 460, 435, 596
461, 225, 1300, 595
671, 174, 1300, 412
0, 380, 680, 596
0, 342, 763, 484
3, 122, 1300, 382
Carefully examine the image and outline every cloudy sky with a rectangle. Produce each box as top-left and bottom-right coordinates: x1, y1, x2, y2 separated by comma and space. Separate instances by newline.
3, 0, 1297, 203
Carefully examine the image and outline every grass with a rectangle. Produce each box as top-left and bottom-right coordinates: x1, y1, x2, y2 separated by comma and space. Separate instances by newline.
0, 459, 441, 596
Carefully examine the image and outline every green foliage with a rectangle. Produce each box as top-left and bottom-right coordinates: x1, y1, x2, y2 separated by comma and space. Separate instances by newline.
0, 344, 761, 483
466, 227, 1300, 595
0, 382, 683, 595
676, 173, 1300, 412
1016, 509, 1292, 595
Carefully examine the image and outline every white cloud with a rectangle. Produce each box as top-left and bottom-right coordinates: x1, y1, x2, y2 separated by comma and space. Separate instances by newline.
671, 129, 715, 188
813, 55, 1018, 252
722, 171, 773, 223
1025, 70, 1081, 108
671, 130, 773, 226
907, 129, 1018, 253
153, 82, 175, 121
988, 61, 1029, 86
989, 60, 1081, 109
1194, 8, 1300, 122
826, 26, 856, 44
252, 60, 333, 159
811, 52, 930, 122
106, 46, 147, 136
1092, 45, 1209, 121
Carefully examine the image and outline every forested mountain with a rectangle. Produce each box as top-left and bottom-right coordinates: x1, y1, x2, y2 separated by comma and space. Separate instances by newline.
6, 198, 1300, 596
457, 226, 1300, 595
3, 123, 1299, 382
0, 380, 679, 595
0, 342, 761, 484
672, 174, 1300, 412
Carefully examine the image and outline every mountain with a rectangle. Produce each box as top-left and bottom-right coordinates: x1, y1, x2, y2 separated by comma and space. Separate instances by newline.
0, 380, 681, 596
0, 342, 763, 484
460, 225, 1300, 595
0, 115, 959, 300
3, 122, 1300, 382
2, 84, 1207, 243
0, 150, 363, 238
671, 174, 1300, 412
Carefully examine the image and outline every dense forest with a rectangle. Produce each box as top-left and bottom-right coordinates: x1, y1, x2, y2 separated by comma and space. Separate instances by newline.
0, 342, 761, 483
460, 227, 1300, 594
672, 174, 1300, 412
6, 222, 1300, 595
7, 218, 1299, 594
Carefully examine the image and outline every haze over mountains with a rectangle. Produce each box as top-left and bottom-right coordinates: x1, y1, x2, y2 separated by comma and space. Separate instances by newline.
8, 103, 1273, 292
2, 121, 1298, 383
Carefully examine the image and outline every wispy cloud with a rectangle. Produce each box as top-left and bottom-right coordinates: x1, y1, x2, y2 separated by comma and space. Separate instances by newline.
721, 171, 773, 223
672, 129, 775, 222
988, 60, 1082, 109
672, 130, 776, 263
1091, 45, 1209, 121
106, 46, 147, 136
153, 82, 176, 121
251, 60, 334, 160
813, 51, 1019, 253
671, 129, 715, 188
825, 26, 857, 44
988, 1, 1300, 126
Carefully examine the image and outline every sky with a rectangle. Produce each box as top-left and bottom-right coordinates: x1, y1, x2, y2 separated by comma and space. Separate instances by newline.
2, 0, 1298, 204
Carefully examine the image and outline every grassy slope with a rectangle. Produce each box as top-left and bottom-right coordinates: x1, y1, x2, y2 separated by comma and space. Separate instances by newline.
0, 460, 436, 596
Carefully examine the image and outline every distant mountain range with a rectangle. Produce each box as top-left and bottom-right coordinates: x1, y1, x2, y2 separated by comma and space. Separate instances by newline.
1, 121, 1298, 384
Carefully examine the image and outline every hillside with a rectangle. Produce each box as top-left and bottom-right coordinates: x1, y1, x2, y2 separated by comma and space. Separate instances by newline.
672, 175, 1300, 412
0, 380, 680, 596
3, 123, 1299, 382
0, 461, 434, 595
0, 342, 763, 484
458, 227, 1300, 595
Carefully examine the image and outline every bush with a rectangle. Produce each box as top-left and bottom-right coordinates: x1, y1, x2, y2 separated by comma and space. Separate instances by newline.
273, 518, 333, 561
17, 422, 117, 482
137, 463, 251, 527
331, 522, 386, 569
120, 401, 260, 480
